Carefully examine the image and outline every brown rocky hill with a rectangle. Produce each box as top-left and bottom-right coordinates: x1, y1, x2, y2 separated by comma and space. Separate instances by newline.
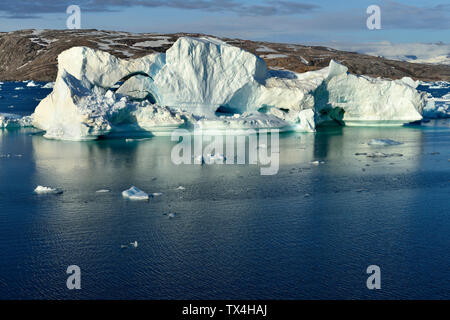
1, 29, 449, 82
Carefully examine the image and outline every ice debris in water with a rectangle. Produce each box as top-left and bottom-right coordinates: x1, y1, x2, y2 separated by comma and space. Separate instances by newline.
122, 186, 149, 200
176, 186, 185, 190
34, 186, 63, 194
121, 241, 138, 249
368, 139, 403, 146
0, 113, 33, 128
96, 189, 110, 193
366, 152, 403, 158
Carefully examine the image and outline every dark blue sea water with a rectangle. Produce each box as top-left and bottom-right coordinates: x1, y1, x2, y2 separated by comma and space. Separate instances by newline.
0, 82, 449, 299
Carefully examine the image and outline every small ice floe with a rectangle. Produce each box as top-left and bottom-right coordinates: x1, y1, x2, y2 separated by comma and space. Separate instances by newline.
34, 185, 63, 194
26, 81, 39, 87
122, 186, 149, 200
96, 189, 110, 193
368, 139, 403, 146
310, 160, 325, 165
367, 152, 403, 158
7, 105, 14, 109
176, 186, 185, 191
151, 192, 163, 197
14, 87, 24, 90
168, 213, 176, 219
125, 138, 151, 142
121, 241, 138, 249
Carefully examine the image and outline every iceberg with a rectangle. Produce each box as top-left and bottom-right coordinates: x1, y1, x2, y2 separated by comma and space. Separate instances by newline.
31, 37, 427, 141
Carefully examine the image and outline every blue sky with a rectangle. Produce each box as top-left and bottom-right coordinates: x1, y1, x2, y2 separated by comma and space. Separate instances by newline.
0, 0, 448, 45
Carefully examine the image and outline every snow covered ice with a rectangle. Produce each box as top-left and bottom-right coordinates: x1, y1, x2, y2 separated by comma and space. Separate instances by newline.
30, 37, 427, 141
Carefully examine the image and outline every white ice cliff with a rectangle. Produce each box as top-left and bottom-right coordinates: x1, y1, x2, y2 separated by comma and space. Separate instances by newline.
30, 37, 427, 141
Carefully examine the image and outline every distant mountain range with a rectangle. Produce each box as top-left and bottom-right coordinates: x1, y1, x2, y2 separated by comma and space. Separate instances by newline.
1, 29, 449, 82
326, 41, 450, 66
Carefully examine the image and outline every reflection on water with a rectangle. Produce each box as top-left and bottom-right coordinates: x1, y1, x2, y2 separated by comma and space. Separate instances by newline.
0, 123, 449, 299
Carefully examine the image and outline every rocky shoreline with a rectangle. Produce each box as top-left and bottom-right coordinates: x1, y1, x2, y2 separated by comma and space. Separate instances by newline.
1, 29, 449, 82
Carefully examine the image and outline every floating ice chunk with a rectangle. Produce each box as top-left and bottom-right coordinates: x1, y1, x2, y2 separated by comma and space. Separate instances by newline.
317, 61, 425, 125
151, 192, 163, 197
367, 152, 403, 158
96, 189, 110, 193
130, 241, 138, 248
310, 160, 325, 165
14, 87, 24, 90
122, 186, 149, 200
168, 213, 176, 219
26, 81, 39, 87
125, 138, 152, 142
34, 186, 63, 194
368, 139, 403, 146
176, 186, 185, 190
